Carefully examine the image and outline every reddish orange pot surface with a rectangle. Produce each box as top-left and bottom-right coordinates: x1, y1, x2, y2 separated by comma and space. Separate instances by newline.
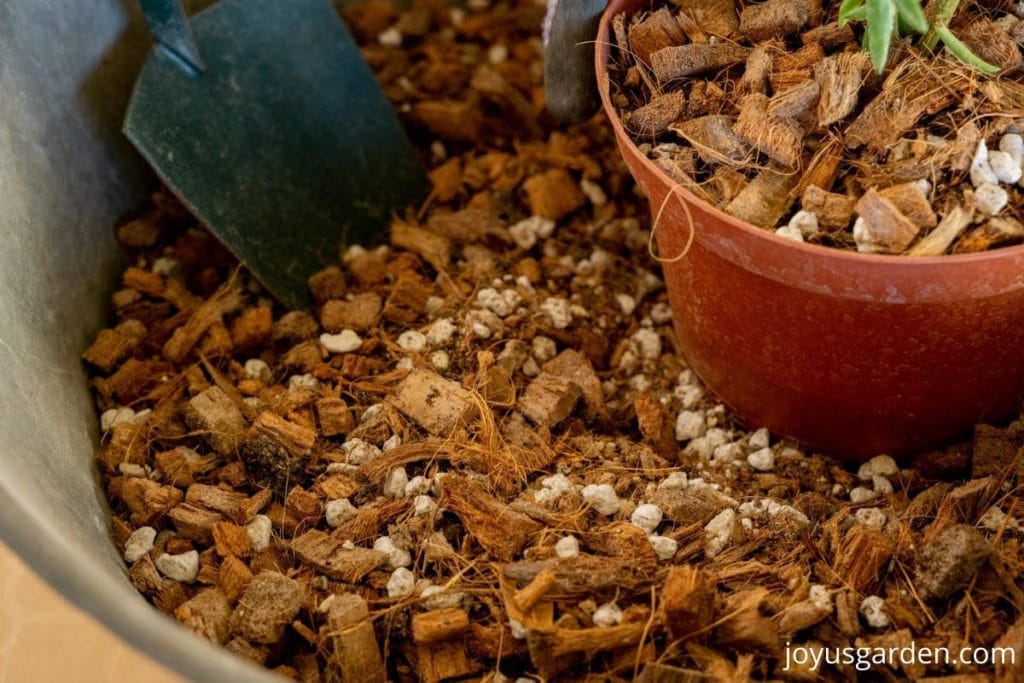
597, 0, 1024, 460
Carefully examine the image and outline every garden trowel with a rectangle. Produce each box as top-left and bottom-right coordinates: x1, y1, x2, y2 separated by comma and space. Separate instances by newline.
125, 0, 428, 310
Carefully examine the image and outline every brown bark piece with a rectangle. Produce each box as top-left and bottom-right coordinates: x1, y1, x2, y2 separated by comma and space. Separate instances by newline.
634, 392, 677, 458
230, 305, 272, 355
736, 43, 774, 96
961, 19, 1023, 71
770, 43, 824, 93
122, 478, 183, 526
878, 182, 937, 231
711, 167, 748, 203
725, 166, 800, 228
389, 368, 476, 436
291, 529, 387, 581
186, 483, 248, 520
626, 91, 687, 137
802, 185, 855, 230
183, 386, 246, 456
316, 397, 355, 437
833, 527, 894, 592
661, 565, 716, 641
252, 411, 316, 457
854, 189, 922, 254
320, 293, 382, 332
653, 486, 735, 524
767, 79, 819, 121
519, 373, 582, 428
801, 21, 855, 50
97, 422, 148, 474
522, 168, 585, 221
713, 589, 779, 652
815, 52, 870, 127
154, 447, 216, 487
733, 94, 803, 169
504, 555, 654, 593
82, 320, 146, 372
169, 503, 222, 543
163, 285, 243, 363
685, 80, 726, 119
971, 423, 1022, 479
212, 522, 253, 558
628, 8, 687, 65
416, 642, 477, 683
413, 98, 484, 143
175, 588, 232, 644
513, 568, 557, 614
325, 594, 387, 683
670, 115, 749, 165
909, 203, 973, 257
412, 608, 471, 645
313, 473, 360, 500
440, 475, 542, 561
330, 500, 407, 543
383, 275, 431, 324
542, 349, 607, 421
219, 555, 254, 602
650, 43, 750, 83
955, 217, 1024, 253
995, 616, 1024, 683
230, 571, 304, 645
102, 358, 173, 404
739, 0, 811, 42
677, 0, 738, 38
392, 221, 451, 273
307, 266, 347, 306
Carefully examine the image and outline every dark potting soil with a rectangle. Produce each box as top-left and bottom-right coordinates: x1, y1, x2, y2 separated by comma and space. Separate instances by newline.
609, 0, 1024, 255
82, 0, 1024, 680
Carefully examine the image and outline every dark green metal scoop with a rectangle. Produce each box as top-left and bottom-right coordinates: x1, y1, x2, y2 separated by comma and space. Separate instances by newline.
125, 0, 427, 309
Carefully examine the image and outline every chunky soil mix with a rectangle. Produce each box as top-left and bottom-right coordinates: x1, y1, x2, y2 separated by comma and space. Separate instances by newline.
84, 0, 1024, 680
609, 0, 1024, 254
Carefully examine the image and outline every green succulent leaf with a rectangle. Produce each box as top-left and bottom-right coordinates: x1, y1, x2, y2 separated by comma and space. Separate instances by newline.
935, 24, 1000, 74
838, 0, 866, 26
893, 0, 928, 34
864, 0, 897, 74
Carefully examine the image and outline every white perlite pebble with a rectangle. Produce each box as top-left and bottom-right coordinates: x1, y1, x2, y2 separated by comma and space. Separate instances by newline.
976, 182, 1008, 215
246, 514, 273, 552
509, 216, 555, 250
405, 476, 432, 497
774, 224, 804, 242
675, 410, 707, 441
649, 535, 678, 561
873, 475, 894, 495
155, 550, 199, 582
320, 329, 362, 353
789, 210, 820, 237
425, 295, 445, 315
383, 467, 409, 498
421, 586, 465, 610
809, 585, 832, 613
152, 256, 177, 275
288, 373, 320, 391
747, 447, 775, 472
124, 526, 157, 563
342, 438, 382, 465
387, 567, 416, 598
509, 618, 528, 639
413, 495, 437, 517
555, 535, 580, 558
243, 358, 272, 382
659, 472, 688, 490
705, 509, 738, 557
540, 297, 573, 329
487, 43, 508, 65
476, 288, 522, 317
747, 427, 770, 451
860, 595, 890, 629
119, 463, 146, 478
100, 407, 139, 432
850, 486, 877, 504
374, 536, 413, 569
857, 455, 899, 480
397, 330, 427, 352
971, 140, 999, 187
382, 434, 402, 452
430, 350, 451, 371
521, 357, 540, 377
630, 503, 664, 533
426, 318, 457, 345
989, 150, 1023, 184
378, 26, 402, 47
581, 483, 621, 516
532, 336, 557, 362
855, 507, 887, 529
592, 602, 623, 627
536, 473, 575, 505
1000, 133, 1024, 163
616, 293, 637, 315
630, 328, 662, 360
580, 178, 608, 206
325, 499, 358, 528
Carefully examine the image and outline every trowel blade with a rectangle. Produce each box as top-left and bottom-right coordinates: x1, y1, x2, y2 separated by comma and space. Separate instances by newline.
125, 0, 427, 310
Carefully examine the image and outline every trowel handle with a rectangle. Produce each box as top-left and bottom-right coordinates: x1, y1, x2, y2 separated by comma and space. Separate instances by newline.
140, 0, 206, 74
543, 0, 607, 125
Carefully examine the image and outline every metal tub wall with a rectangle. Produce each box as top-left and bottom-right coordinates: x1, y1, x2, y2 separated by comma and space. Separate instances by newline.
0, 1, 277, 680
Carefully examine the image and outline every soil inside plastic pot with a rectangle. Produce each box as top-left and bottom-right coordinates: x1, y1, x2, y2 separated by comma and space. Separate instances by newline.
608, 0, 1024, 255
81, 0, 1024, 680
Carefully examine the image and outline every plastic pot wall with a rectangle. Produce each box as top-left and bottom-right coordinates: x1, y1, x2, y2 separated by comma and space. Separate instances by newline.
0, 1, 279, 680
597, 0, 1024, 459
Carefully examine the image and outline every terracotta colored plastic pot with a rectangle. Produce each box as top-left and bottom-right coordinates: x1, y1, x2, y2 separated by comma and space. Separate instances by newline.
596, 0, 1024, 460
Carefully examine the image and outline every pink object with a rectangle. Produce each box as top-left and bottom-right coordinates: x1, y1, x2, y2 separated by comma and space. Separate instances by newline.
596, 0, 1024, 460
